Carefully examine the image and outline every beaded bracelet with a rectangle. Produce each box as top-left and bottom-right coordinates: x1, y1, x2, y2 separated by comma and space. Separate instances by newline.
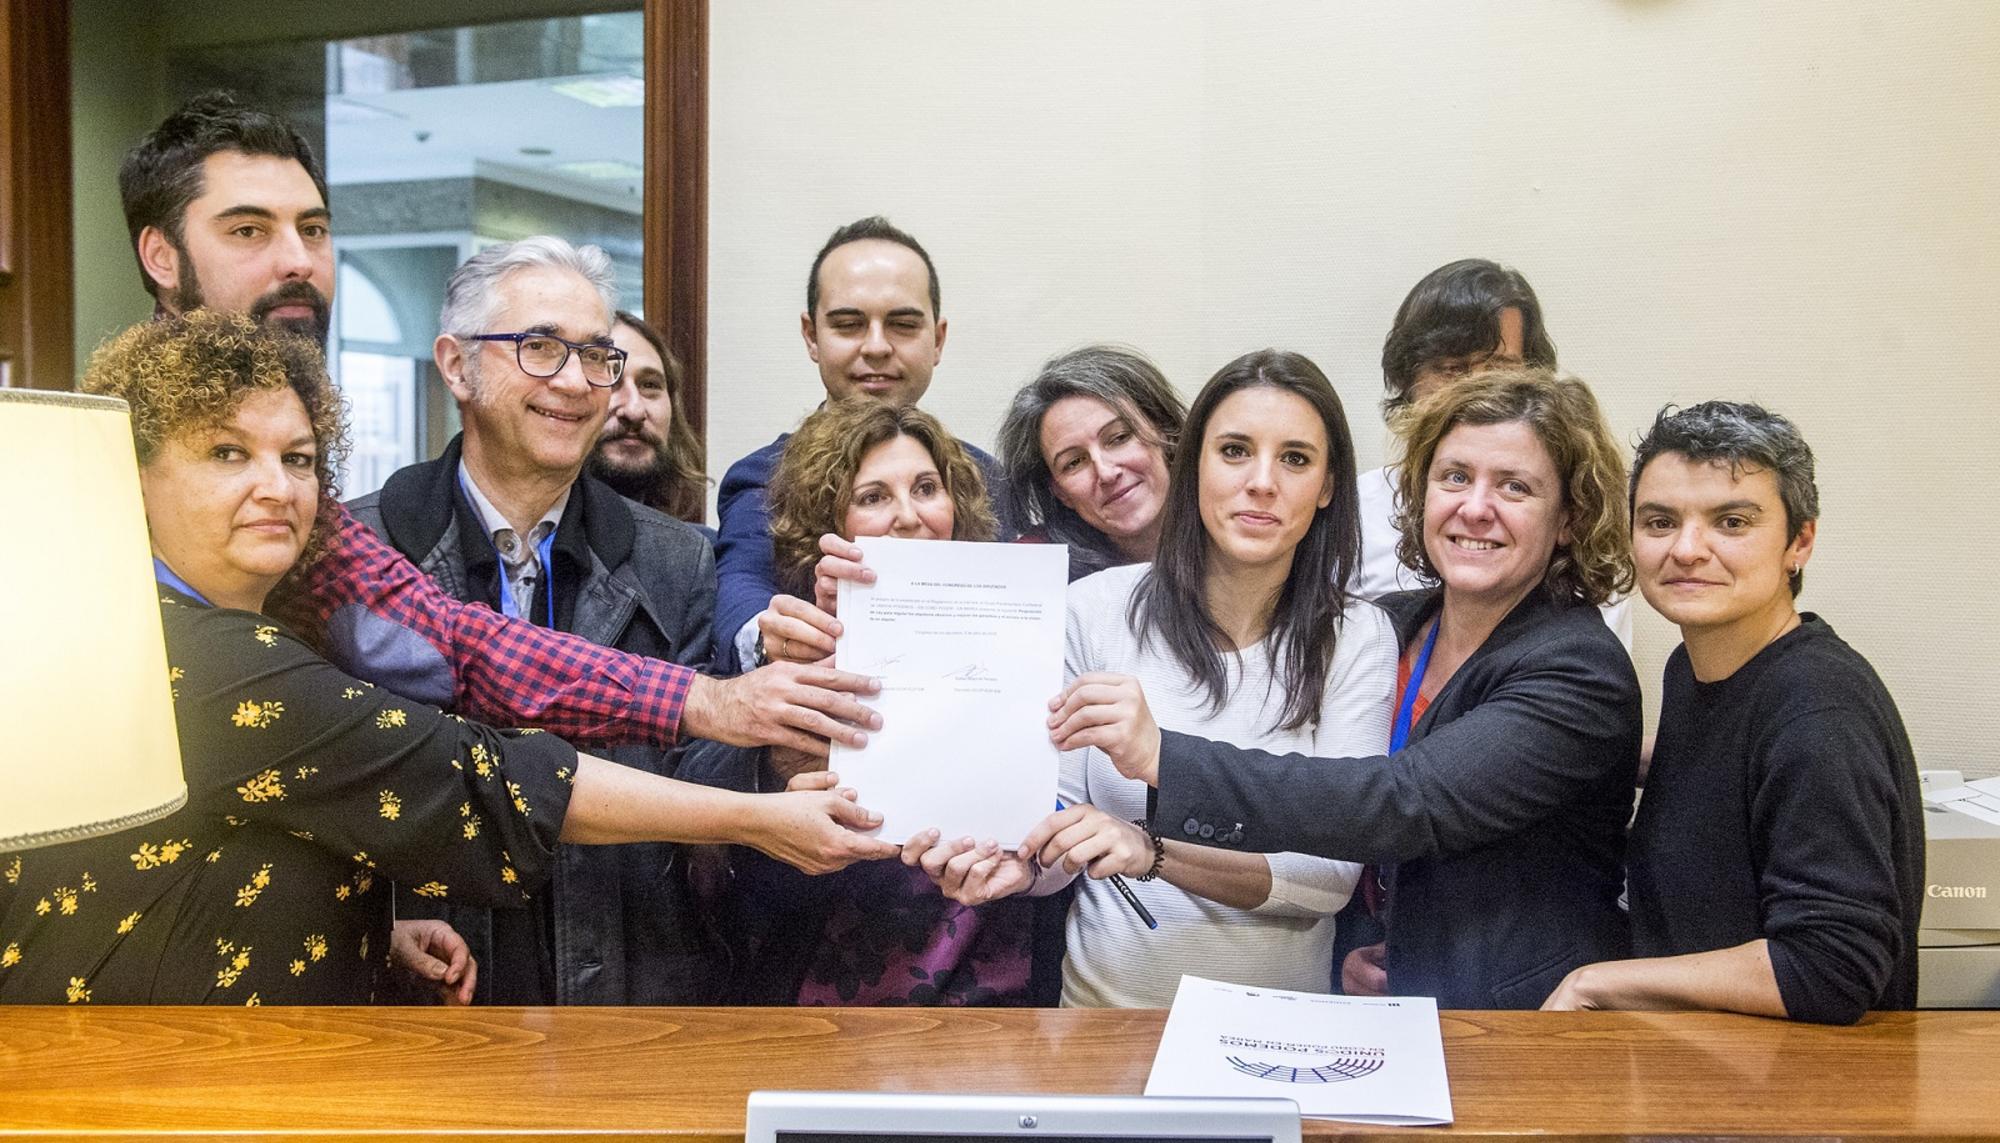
1130, 818, 1166, 881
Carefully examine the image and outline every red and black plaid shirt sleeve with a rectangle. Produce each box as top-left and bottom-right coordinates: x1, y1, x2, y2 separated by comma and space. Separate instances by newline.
281, 502, 692, 750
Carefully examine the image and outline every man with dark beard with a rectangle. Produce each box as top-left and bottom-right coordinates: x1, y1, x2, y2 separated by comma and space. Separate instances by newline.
119, 90, 332, 343
589, 310, 711, 529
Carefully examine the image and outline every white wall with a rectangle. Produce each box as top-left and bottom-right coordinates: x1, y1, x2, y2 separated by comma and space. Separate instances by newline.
712, 1, 2000, 775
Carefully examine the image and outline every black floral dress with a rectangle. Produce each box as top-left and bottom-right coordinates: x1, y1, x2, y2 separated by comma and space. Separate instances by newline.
0, 587, 576, 1005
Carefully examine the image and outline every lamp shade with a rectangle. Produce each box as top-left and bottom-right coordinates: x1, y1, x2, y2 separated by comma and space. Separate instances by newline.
0, 389, 185, 851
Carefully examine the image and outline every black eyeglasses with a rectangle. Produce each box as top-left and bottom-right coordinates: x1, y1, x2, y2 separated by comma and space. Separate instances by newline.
465, 332, 627, 388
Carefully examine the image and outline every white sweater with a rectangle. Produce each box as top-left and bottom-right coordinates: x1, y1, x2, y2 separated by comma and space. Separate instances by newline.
1057, 563, 1396, 1008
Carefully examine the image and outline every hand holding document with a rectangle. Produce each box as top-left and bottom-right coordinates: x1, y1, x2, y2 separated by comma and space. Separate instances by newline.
830, 537, 1067, 845
1146, 975, 1455, 1126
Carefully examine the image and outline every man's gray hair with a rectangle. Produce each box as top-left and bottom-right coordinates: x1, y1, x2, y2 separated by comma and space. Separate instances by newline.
439, 235, 618, 338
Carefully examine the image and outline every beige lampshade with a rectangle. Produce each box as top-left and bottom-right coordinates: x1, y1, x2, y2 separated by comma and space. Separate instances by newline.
0, 389, 186, 851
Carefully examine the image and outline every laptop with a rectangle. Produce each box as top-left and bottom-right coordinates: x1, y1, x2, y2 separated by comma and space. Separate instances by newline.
745, 1091, 1301, 1143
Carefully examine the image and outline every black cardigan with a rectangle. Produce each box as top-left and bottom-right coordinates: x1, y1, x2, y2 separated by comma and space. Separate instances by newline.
1153, 587, 1640, 1009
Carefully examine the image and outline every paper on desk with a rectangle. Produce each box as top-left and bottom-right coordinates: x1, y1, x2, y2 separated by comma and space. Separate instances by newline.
1145, 975, 1454, 1126
830, 536, 1066, 845
1925, 776, 2000, 828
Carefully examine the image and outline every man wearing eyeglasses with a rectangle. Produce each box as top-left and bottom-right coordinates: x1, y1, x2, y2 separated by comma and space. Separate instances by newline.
347, 236, 747, 1006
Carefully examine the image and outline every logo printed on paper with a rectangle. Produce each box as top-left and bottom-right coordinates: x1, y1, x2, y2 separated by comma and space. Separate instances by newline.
1218, 1036, 1386, 1084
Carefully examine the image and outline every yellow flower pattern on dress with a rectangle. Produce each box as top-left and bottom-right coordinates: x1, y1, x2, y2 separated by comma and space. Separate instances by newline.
215, 945, 252, 988
0, 598, 578, 1006
237, 769, 285, 803
231, 700, 284, 729
131, 838, 192, 870
234, 864, 273, 907
245, 993, 261, 1006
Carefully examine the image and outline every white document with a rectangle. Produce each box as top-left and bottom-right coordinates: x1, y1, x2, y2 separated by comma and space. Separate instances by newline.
1145, 975, 1454, 1126
829, 536, 1067, 845
1925, 776, 2000, 828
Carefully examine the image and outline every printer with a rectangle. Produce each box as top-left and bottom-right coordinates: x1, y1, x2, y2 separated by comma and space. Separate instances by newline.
1918, 772, 2000, 1008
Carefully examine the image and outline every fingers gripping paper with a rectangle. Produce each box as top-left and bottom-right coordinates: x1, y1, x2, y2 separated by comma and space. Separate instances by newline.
831, 537, 1067, 845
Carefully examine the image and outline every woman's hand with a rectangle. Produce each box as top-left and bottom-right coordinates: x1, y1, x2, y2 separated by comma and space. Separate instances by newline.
1048, 673, 1163, 787
812, 533, 873, 617
1019, 802, 1154, 880
389, 918, 478, 1005
1341, 942, 1389, 997
745, 779, 900, 875
756, 594, 840, 665
899, 829, 1038, 905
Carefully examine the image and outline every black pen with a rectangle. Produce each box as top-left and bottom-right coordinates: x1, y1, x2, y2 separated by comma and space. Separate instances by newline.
1053, 800, 1158, 930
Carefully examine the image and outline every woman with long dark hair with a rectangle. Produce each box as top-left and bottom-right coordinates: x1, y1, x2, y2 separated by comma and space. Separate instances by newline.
913, 350, 1397, 1007
996, 345, 1186, 582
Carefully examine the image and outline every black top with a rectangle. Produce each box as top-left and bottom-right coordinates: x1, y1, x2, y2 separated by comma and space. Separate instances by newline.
1629, 614, 1923, 1024
0, 587, 575, 1005
1153, 587, 1640, 1009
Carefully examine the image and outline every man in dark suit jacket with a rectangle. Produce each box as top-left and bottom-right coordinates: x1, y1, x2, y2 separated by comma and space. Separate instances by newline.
351, 235, 745, 1005
713, 216, 1009, 672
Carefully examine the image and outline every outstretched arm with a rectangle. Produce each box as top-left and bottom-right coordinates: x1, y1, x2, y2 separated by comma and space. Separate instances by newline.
277, 503, 882, 754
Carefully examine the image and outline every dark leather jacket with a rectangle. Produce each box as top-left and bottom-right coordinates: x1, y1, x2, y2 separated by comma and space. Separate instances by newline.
348, 435, 748, 1004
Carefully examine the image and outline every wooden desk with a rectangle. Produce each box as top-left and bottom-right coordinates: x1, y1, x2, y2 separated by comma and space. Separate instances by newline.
2, 1006, 1996, 1141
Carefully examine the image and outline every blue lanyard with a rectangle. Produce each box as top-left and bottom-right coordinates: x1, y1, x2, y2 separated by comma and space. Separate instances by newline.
1390, 617, 1441, 752
458, 473, 557, 624
152, 559, 214, 608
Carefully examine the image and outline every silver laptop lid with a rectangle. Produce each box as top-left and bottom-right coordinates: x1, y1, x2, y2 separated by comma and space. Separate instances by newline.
746, 1091, 1301, 1143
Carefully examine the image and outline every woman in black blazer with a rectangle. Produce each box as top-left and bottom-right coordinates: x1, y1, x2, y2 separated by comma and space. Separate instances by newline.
1041, 367, 1641, 1009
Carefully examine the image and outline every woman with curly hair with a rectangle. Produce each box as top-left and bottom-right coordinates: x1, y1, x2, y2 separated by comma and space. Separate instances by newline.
1034, 367, 1643, 1010
729, 398, 1043, 1006
0, 313, 892, 1007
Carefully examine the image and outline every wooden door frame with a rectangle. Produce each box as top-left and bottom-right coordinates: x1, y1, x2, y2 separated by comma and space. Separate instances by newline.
0, 0, 75, 391
642, 0, 707, 445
